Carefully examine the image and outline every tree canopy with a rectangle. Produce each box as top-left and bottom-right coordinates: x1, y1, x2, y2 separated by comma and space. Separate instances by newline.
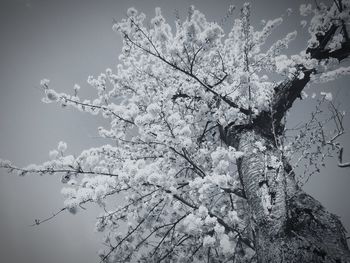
1, 1, 350, 262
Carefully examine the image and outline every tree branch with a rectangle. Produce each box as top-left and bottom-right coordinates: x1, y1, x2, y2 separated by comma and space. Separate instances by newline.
338, 147, 350, 167
266, 23, 350, 128
100, 198, 164, 262
123, 19, 251, 116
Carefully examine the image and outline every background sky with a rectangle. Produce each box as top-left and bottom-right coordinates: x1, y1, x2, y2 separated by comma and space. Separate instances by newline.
0, 0, 349, 263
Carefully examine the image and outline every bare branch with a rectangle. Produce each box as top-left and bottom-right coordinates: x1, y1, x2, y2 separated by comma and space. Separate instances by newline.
338, 147, 350, 167
100, 198, 164, 263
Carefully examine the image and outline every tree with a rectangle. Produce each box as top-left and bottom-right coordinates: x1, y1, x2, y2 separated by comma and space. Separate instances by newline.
1, 1, 350, 262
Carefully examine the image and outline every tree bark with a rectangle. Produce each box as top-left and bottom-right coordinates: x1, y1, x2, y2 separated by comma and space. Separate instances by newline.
222, 18, 350, 261
228, 127, 350, 263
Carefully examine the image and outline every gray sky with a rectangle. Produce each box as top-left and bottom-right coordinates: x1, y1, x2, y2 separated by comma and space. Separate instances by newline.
0, 0, 349, 263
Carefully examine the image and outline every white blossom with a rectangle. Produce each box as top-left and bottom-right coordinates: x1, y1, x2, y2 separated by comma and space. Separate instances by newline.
320, 92, 333, 101
49, 150, 59, 160
203, 235, 216, 247
300, 4, 313, 17
57, 141, 67, 153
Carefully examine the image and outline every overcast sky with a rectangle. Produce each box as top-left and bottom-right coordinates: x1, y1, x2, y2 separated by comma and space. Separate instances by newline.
0, 0, 349, 263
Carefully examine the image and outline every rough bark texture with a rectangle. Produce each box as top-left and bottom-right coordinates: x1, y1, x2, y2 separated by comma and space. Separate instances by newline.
227, 127, 350, 263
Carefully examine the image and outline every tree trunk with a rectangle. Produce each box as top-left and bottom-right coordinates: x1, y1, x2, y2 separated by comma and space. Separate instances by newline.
228, 128, 350, 263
